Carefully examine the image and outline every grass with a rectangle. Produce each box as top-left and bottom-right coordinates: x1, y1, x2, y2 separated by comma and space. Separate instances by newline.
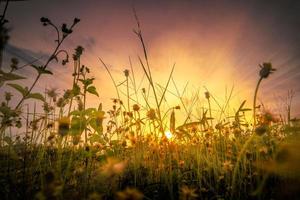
1, 11, 300, 200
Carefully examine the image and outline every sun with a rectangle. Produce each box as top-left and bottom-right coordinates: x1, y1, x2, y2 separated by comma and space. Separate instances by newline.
164, 130, 173, 140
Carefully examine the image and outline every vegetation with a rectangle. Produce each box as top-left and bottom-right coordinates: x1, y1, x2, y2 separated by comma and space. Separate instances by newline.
0, 5, 300, 200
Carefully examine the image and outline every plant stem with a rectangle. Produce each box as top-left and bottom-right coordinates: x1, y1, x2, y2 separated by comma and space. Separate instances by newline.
253, 77, 263, 128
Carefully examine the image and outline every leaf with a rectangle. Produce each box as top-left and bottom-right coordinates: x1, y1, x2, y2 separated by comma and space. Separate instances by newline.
0, 70, 26, 81
84, 108, 96, 115
40, 69, 53, 75
70, 110, 83, 116
86, 86, 99, 96
31, 65, 53, 75
79, 78, 95, 87
89, 118, 103, 134
72, 83, 80, 96
238, 100, 247, 110
26, 93, 45, 102
7, 83, 28, 96
70, 116, 86, 135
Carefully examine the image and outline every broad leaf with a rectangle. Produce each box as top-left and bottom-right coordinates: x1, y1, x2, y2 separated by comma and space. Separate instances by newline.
72, 83, 80, 96
86, 86, 99, 96
70, 116, 86, 135
0, 70, 26, 81
7, 83, 28, 97
26, 93, 45, 102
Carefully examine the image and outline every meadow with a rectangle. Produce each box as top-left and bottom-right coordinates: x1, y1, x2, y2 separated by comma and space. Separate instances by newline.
1, 12, 300, 200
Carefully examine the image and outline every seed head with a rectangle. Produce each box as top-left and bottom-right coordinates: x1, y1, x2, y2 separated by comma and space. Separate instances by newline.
58, 117, 70, 137
259, 63, 276, 79
132, 104, 140, 112
147, 108, 156, 120
204, 91, 210, 99
124, 69, 130, 77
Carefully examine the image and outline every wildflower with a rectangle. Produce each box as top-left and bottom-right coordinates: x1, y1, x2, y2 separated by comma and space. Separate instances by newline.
180, 185, 198, 200
58, 117, 70, 137
132, 104, 140, 112
47, 134, 55, 141
43, 102, 53, 113
116, 188, 143, 200
95, 110, 105, 126
223, 160, 233, 172
179, 160, 185, 168
46, 122, 53, 129
74, 45, 84, 60
56, 97, 66, 108
255, 124, 268, 136
63, 89, 72, 99
10, 58, 19, 70
257, 137, 300, 179
5, 92, 12, 102
204, 91, 210, 99
129, 135, 137, 146
259, 62, 276, 79
259, 146, 268, 155
40, 17, 50, 26
124, 69, 130, 77
30, 120, 39, 131
61, 23, 72, 35
142, 88, 146, 94
146, 108, 156, 120
127, 112, 133, 118
233, 128, 241, 138
73, 18, 80, 24
260, 110, 278, 125
46, 88, 58, 99
112, 98, 118, 104
101, 157, 127, 177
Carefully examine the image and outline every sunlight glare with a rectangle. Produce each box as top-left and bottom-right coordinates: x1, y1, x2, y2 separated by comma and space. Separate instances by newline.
165, 130, 173, 140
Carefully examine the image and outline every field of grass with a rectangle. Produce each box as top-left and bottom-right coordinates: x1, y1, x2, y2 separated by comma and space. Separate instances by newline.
1, 11, 300, 200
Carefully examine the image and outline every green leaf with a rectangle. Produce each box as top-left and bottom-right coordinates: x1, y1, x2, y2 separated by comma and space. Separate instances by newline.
72, 83, 80, 96
84, 108, 96, 115
0, 70, 26, 87
86, 86, 99, 96
70, 116, 86, 135
26, 93, 45, 102
70, 110, 82, 116
7, 83, 28, 97
0, 70, 26, 81
89, 118, 103, 134
79, 78, 94, 87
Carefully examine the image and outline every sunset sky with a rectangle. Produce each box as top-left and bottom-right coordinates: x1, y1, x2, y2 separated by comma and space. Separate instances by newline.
1, 0, 300, 119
